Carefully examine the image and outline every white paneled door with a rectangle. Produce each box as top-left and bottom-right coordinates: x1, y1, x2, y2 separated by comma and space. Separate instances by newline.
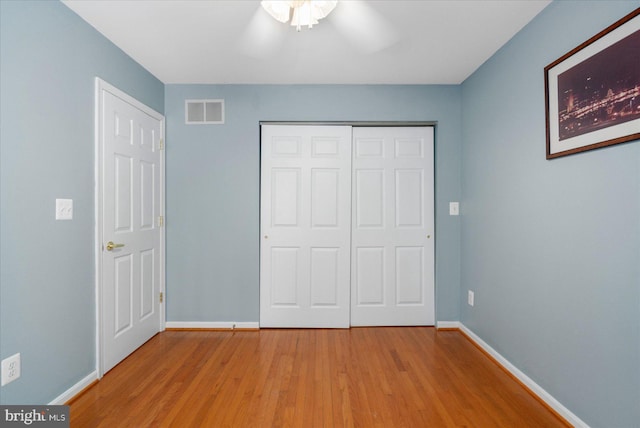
260, 125, 352, 327
351, 127, 434, 326
260, 124, 434, 328
98, 80, 164, 374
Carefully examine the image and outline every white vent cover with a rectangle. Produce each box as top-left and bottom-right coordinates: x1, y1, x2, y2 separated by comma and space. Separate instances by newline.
185, 99, 224, 124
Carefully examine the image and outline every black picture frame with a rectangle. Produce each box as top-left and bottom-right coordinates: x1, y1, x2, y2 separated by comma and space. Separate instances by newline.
545, 8, 640, 159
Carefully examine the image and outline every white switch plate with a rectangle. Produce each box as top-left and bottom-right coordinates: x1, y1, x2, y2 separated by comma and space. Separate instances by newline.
468, 290, 475, 307
1, 353, 21, 386
55, 199, 73, 220
449, 202, 459, 216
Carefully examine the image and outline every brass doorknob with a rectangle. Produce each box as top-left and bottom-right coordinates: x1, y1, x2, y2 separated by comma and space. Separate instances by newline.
106, 241, 125, 251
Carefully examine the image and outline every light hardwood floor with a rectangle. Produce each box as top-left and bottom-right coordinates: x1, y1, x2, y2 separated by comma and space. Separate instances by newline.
69, 328, 569, 427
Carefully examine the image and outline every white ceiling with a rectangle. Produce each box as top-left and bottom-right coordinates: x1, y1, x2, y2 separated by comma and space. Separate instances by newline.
62, 0, 551, 85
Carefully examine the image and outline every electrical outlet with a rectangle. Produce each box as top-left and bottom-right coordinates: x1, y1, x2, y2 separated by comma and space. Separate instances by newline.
1, 353, 21, 386
468, 290, 475, 307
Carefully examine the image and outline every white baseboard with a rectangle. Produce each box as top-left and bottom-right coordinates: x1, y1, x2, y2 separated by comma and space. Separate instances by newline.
49, 371, 97, 405
458, 323, 588, 428
165, 321, 259, 330
436, 321, 462, 329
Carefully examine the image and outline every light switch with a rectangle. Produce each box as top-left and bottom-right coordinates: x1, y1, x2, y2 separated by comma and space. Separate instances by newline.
55, 199, 73, 220
449, 202, 459, 216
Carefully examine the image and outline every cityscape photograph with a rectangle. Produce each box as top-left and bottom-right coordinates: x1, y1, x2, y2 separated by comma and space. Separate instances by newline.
557, 27, 640, 141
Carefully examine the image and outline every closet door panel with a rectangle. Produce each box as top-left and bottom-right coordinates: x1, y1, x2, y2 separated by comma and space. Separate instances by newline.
260, 125, 352, 328
351, 127, 435, 326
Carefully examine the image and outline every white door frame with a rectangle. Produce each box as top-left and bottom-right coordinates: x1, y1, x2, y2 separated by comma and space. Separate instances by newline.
94, 78, 166, 377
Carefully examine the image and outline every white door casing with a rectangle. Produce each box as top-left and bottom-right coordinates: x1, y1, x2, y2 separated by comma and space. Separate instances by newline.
260, 125, 352, 327
350, 127, 434, 326
96, 79, 164, 375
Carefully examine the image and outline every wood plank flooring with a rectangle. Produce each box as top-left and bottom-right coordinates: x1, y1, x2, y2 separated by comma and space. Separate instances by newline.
69, 328, 569, 427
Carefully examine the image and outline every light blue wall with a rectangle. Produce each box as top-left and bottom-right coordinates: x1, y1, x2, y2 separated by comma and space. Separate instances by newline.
0, 1, 163, 404
165, 85, 462, 323
460, 1, 640, 426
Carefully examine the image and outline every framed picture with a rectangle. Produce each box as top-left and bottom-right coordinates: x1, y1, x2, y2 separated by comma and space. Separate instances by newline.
545, 8, 640, 159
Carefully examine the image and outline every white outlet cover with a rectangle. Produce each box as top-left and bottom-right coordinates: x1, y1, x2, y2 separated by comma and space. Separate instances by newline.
56, 198, 73, 220
1, 353, 21, 386
468, 290, 474, 306
449, 202, 459, 216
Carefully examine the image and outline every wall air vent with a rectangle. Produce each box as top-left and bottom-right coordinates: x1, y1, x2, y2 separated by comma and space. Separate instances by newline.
185, 99, 224, 124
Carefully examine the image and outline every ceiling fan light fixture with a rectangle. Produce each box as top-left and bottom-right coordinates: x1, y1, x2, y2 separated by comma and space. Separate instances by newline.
261, 0, 338, 31
261, 1, 291, 23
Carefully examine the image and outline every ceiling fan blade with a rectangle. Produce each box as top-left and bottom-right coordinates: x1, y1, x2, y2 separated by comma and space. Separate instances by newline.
329, 0, 398, 54
238, 5, 286, 59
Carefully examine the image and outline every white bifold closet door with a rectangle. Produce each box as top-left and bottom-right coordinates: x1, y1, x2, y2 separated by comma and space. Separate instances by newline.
350, 127, 434, 326
260, 124, 434, 328
260, 125, 352, 327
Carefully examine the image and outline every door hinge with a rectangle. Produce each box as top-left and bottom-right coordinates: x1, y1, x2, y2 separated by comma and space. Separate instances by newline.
160, 292, 163, 303
159, 138, 164, 150
158, 215, 164, 227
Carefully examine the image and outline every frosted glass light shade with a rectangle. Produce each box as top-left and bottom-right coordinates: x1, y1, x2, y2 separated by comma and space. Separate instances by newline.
261, 1, 291, 23
261, 1, 338, 30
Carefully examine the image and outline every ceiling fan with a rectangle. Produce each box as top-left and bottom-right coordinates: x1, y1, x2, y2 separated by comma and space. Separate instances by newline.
261, 0, 338, 31
239, 0, 398, 58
